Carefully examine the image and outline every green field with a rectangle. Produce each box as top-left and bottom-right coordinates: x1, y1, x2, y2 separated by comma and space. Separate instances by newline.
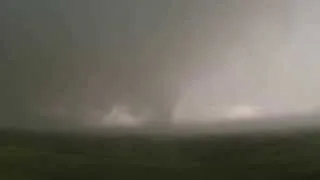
0, 128, 320, 179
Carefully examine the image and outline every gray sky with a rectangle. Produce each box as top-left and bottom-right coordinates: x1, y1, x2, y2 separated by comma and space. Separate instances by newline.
2, 0, 320, 127
175, 0, 320, 122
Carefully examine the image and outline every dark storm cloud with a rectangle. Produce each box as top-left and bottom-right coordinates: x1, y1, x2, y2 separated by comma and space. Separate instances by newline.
0, 0, 184, 125
0, 0, 293, 127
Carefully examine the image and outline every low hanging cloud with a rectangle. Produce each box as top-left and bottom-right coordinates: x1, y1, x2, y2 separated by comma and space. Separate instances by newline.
100, 104, 151, 127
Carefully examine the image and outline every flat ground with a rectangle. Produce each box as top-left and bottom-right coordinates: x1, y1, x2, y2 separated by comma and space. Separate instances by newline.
1, 124, 320, 180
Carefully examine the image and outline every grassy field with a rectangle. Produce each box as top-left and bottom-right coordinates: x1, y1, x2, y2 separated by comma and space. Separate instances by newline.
0, 127, 320, 179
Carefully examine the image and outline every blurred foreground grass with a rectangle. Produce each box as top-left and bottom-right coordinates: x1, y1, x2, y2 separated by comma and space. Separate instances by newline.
0, 128, 320, 179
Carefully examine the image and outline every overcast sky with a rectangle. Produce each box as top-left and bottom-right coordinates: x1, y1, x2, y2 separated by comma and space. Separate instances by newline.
1, 0, 320, 127
174, 0, 320, 121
